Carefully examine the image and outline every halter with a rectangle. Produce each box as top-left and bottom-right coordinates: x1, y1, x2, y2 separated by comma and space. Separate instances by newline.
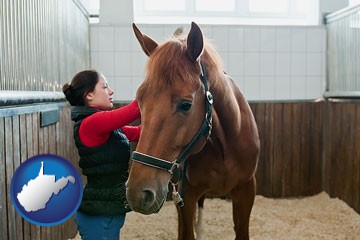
131, 59, 213, 206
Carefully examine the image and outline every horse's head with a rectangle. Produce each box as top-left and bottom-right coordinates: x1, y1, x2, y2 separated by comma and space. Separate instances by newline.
126, 22, 212, 214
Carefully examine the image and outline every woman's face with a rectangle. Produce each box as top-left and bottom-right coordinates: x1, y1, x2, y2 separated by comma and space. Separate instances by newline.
85, 75, 114, 110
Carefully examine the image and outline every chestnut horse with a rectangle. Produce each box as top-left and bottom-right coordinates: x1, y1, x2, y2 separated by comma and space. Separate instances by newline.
126, 22, 260, 240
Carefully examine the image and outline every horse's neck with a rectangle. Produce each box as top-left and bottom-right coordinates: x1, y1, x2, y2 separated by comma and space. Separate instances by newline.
210, 74, 245, 139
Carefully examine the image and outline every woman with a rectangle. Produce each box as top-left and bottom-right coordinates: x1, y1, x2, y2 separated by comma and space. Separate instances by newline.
62, 70, 141, 240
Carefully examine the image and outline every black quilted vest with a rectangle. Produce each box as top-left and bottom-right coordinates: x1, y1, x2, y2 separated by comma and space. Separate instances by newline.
71, 106, 131, 215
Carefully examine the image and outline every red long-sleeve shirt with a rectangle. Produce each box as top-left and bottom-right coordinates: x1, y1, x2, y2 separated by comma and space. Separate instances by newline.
79, 100, 141, 147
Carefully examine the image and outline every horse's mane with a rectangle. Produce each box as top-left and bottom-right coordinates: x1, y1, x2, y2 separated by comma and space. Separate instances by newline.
141, 28, 225, 91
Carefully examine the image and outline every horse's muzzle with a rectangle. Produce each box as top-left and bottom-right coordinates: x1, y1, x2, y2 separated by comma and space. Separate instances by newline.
126, 186, 167, 215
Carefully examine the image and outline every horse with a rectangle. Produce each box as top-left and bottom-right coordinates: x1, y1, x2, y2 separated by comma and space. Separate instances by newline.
126, 22, 260, 240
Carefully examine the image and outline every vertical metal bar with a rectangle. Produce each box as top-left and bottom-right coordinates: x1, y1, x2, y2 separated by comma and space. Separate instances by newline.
34, 0, 39, 91
9, 0, 15, 90
355, 11, 359, 91
1, 0, 90, 91
39, 0, 43, 90
4, 0, 10, 90
344, 17, 347, 91
0, 0, 3, 90
54, 0, 60, 91
31, 0, 36, 91
44, 0, 48, 91
350, 14, 353, 91
328, 23, 332, 92
21, 0, 27, 90
26, 0, 30, 90
340, 17, 344, 91
12, 0, 17, 90
7, 0, 12, 90
17, 0, 22, 90
49, 0, 53, 91
346, 15, 350, 91
30, 0, 36, 91
38, 0, 43, 91
4, 0, 9, 90
14, 0, 19, 90
330, 8, 360, 94
47, 0, 51, 91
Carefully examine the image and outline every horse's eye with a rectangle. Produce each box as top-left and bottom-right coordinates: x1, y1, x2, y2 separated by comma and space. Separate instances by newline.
178, 102, 192, 112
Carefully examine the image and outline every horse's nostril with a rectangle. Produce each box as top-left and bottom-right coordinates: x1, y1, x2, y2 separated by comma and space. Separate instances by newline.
142, 189, 155, 208
142, 189, 155, 209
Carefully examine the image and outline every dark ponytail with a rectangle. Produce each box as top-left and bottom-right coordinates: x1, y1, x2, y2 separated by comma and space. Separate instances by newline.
62, 70, 99, 106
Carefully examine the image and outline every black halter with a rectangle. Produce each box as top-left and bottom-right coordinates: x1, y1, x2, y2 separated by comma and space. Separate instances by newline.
131, 60, 213, 204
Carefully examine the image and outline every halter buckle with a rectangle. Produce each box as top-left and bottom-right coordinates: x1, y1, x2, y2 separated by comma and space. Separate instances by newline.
206, 91, 213, 105
168, 161, 180, 175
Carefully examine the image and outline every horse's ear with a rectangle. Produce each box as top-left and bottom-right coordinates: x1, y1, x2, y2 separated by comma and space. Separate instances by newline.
132, 23, 158, 57
187, 22, 204, 62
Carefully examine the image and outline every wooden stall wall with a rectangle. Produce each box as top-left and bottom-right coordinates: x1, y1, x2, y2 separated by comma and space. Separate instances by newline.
100, 101, 360, 215
1, 100, 359, 240
323, 99, 360, 213
250, 101, 324, 198
0, 103, 78, 240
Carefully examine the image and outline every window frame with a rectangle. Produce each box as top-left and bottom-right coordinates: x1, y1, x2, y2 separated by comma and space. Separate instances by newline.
133, 0, 319, 26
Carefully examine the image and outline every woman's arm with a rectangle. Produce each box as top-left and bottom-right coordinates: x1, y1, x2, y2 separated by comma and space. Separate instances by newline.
79, 100, 140, 147
121, 125, 141, 142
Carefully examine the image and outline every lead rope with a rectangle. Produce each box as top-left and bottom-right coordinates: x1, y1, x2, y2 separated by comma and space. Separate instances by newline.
172, 182, 184, 207
171, 158, 188, 207
170, 159, 186, 207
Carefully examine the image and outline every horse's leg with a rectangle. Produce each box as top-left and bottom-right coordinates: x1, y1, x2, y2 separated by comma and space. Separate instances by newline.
230, 176, 256, 240
176, 187, 198, 240
195, 195, 205, 240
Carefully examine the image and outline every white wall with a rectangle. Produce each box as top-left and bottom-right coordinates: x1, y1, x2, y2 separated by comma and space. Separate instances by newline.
99, 0, 133, 25
320, 0, 348, 15
89, 0, 347, 102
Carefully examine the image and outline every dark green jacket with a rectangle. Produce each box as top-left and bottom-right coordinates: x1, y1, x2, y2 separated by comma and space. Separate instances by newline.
71, 106, 131, 215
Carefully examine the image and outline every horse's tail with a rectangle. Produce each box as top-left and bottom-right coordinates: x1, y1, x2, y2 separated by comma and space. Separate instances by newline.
195, 195, 206, 239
